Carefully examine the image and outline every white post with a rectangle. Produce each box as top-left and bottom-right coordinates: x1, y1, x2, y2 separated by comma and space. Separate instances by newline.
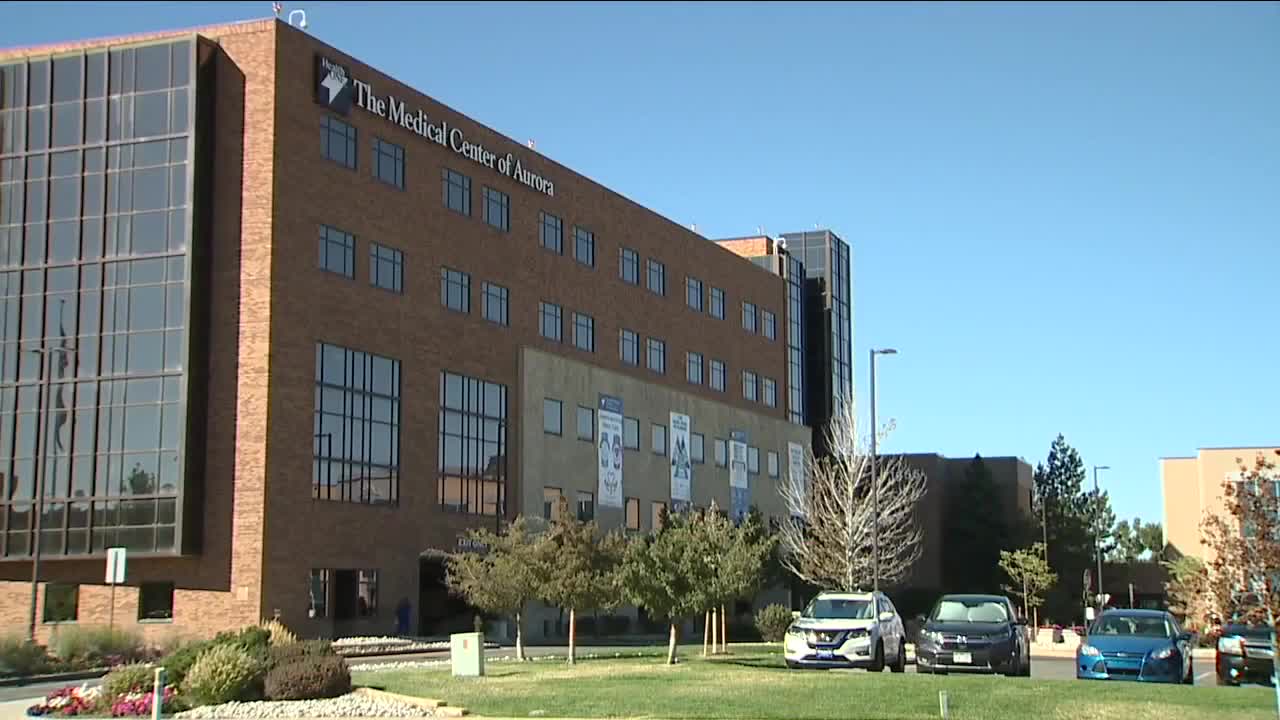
151, 667, 165, 720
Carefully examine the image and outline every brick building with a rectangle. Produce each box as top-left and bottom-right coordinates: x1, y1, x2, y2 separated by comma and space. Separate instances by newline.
0, 19, 816, 641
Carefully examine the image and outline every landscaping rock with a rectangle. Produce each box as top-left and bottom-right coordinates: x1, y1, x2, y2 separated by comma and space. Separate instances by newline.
175, 692, 432, 718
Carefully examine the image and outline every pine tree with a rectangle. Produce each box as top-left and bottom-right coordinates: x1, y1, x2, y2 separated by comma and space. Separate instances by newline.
943, 455, 1010, 593
1033, 434, 1093, 622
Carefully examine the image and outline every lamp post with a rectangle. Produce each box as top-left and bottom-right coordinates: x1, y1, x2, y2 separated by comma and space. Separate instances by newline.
27, 344, 76, 643
869, 348, 897, 592
1092, 465, 1110, 612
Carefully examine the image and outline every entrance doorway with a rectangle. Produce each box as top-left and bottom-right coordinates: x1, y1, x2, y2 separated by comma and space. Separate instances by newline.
418, 553, 478, 637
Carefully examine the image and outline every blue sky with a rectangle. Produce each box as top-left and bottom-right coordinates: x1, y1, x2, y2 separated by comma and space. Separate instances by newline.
4, 2, 1277, 524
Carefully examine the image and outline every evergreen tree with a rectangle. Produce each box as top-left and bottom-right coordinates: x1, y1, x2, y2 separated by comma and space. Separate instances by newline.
943, 455, 1010, 593
1032, 434, 1093, 623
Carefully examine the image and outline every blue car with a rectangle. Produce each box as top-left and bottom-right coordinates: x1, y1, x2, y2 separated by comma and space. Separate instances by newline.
1076, 609, 1194, 684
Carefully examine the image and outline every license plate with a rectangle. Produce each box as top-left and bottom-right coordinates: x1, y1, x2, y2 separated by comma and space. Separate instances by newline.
953, 652, 972, 664
817, 650, 834, 660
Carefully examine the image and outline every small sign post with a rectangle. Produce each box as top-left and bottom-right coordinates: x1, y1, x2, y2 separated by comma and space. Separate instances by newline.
151, 667, 166, 720
105, 547, 127, 629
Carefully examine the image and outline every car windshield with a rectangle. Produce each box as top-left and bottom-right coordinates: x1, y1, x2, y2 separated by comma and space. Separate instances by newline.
1091, 615, 1171, 638
1225, 624, 1272, 641
931, 599, 1009, 624
803, 598, 874, 620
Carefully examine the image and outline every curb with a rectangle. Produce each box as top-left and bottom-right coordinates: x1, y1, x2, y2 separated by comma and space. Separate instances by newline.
0, 669, 108, 688
354, 686, 468, 717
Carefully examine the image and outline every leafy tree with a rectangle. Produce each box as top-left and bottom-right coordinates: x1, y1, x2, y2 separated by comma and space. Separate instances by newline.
1203, 450, 1280, 632
712, 506, 777, 653
618, 512, 710, 665
125, 464, 156, 495
943, 455, 1011, 593
1163, 555, 1213, 633
1109, 518, 1167, 562
445, 517, 546, 661
1137, 521, 1165, 558
999, 543, 1057, 622
1032, 434, 1094, 622
536, 500, 626, 665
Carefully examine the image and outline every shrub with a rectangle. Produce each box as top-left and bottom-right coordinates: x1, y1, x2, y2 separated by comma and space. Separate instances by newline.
211, 626, 271, 661
101, 663, 156, 702
267, 639, 333, 668
755, 604, 794, 642
259, 619, 298, 647
182, 644, 264, 706
0, 633, 49, 677
49, 626, 145, 667
263, 656, 350, 702
155, 639, 211, 689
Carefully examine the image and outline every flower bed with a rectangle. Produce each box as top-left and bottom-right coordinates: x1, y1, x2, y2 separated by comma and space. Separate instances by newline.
25, 683, 181, 718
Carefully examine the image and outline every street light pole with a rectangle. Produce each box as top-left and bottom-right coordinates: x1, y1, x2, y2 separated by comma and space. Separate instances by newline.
868, 348, 897, 592
1092, 465, 1110, 611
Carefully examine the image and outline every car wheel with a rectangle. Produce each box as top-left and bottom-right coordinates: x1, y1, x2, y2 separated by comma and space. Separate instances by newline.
1021, 656, 1032, 677
1183, 659, 1194, 685
1003, 654, 1021, 677
890, 641, 906, 673
869, 641, 885, 672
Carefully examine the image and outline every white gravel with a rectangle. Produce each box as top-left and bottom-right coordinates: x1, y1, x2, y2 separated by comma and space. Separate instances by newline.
175, 693, 432, 718
350, 651, 657, 673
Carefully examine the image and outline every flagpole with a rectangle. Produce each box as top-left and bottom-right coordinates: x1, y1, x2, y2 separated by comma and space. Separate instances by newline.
27, 348, 52, 643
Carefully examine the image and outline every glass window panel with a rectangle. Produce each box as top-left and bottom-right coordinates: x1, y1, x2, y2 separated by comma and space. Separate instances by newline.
49, 176, 79, 220
50, 102, 81, 148
135, 44, 171, 93
52, 57, 82, 104
82, 173, 103, 216
132, 166, 167, 212
132, 90, 169, 139
126, 331, 163, 373
171, 42, 190, 88
86, 53, 106, 98
28, 107, 48, 151
170, 89, 189, 135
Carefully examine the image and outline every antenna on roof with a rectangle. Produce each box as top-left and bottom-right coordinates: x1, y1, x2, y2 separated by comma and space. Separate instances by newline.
527, 140, 536, 150
690, 223, 698, 232
273, 2, 282, 15
289, 8, 308, 29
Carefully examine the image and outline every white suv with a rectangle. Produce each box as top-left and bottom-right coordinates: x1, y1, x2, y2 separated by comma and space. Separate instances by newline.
783, 591, 908, 672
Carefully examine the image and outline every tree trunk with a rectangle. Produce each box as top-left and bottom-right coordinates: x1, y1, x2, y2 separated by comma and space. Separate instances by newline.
721, 603, 728, 654
703, 610, 710, 657
515, 610, 526, 662
710, 607, 718, 654
568, 607, 577, 665
667, 622, 679, 665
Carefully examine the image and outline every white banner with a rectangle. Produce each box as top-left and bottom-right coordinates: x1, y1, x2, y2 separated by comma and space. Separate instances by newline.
597, 395, 624, 508
669, 412, 692, 504
788, 441, 807, 518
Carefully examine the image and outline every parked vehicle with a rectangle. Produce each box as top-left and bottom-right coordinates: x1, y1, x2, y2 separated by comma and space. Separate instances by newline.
1216, 623, 1275, 687
914, 594, 1030, 676
1076, 609, 1193, 684
783, 591, 907, 672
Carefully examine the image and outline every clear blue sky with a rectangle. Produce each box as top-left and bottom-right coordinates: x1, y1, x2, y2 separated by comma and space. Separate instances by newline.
5, 2, 1277, 524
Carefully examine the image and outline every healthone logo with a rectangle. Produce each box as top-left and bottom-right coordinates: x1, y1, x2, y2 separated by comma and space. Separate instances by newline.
315, 56, 353, 115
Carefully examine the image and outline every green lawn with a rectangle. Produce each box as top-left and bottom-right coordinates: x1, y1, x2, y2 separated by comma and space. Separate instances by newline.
359, 645, 1277, 720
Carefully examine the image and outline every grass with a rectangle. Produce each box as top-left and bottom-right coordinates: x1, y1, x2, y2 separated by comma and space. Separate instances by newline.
360, 644, 1278, 720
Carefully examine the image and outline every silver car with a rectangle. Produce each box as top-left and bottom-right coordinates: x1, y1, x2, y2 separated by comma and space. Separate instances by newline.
783, 590, 908, 672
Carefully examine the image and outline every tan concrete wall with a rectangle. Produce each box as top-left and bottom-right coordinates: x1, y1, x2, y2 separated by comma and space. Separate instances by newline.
1160, 457, 1201, 559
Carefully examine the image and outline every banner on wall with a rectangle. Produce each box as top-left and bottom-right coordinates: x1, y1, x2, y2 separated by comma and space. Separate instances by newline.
729, 430, 749, 522
597, 395, 624, 508
787, 441, 807, 518
670, 412, 692, 508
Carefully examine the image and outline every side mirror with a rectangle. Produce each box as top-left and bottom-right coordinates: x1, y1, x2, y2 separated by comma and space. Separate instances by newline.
791, 611, 801, 620
1013, 617, 1027, 626
1178, 632, 1193, 644
878, 611, 895, 622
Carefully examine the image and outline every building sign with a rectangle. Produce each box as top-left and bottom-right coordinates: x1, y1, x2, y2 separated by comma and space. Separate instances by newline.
729, 430, 749, 522
314, 55, 555, 197
787, 441, 807, 519
669, 412, 692, 509
456, 537, 488, 554
597, 395, 624, 508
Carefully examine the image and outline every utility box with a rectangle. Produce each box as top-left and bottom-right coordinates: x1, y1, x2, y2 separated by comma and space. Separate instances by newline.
450, 632, 485, 677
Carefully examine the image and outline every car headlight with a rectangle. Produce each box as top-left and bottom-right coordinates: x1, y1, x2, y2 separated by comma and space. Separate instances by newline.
1079, 644, 1101, 657
786, 625, 804, 637
1153, 645, 1176, 660
923, 631, 945, 646
1218, 637, 1244, 656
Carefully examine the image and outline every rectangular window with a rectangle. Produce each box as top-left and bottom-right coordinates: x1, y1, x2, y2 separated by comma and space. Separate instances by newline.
652, 423, 667, 456
709, 360, 725, 392
42, 583, 78, 623
356, 570, 378, 617
314, 343, 402, 504
625, 497, 641, 530
623, 416, 639, 450
540, 211, 563, 254
577, 491, 595, 522
691, 433, 705, 464
540, 301, 562, 342
763, 310, 776, 341
767, 451, 780, 478
652, 501, 667, 530
138, 582, 174, 621
318, 224, 354, 278
372, 137, 405, 189
573, 312, 595, 352
369, 243, 403, 294
442, 167, 471, 215
710, 287, 725, 319
743, 302, 758, 333
748, 447, 760, 475
543, 487, 563, 520
646, 259, 666, 295
438, 371, 508, 516
320, 115, 357, 169
686, 352, 703, 385
309, 570, 329, 619
647, 337, 666, 374
619, 247, 639, 285
543, 398, 562, 435
574, 226, 595, 267
441, 267, 470, 313
577, 405, 594, 441
714, 439, 727, 467
482, 282, 509, 326
483, 186, 510, 231
620, 329, 639, 366
686, 276, 703, 311
743, 370, 758, 402
763, 377, 777, 408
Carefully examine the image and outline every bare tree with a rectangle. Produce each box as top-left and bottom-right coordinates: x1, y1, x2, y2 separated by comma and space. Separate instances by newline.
776, 398, 927, 591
